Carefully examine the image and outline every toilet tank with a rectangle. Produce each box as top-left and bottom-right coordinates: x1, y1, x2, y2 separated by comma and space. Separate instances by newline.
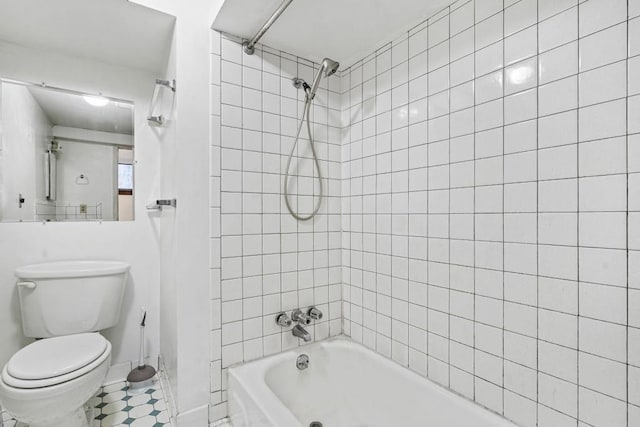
15, 260, 130, 338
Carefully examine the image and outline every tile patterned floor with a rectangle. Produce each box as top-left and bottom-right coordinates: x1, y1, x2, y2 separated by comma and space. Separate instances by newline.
2, 380, 170, 427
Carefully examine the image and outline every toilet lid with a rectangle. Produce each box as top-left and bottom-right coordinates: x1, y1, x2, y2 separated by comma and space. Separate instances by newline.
7, 333, 107, 380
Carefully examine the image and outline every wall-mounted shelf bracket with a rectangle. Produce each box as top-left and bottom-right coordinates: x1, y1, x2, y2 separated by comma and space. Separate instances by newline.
155, 79, 176, 92
146, 198, 177, 211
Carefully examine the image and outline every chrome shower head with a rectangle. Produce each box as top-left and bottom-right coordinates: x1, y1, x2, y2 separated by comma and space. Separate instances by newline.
308, 57, 340, 99
322, 58, 340, 77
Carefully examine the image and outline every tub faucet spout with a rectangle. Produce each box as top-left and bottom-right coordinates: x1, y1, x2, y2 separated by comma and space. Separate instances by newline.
292, 324, 311, 342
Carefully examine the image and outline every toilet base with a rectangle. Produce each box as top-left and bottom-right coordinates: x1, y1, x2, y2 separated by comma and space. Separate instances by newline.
30, 404, 91, 427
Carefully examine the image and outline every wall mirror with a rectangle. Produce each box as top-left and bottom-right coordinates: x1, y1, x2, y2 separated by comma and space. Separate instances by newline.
0, 79, 135, 222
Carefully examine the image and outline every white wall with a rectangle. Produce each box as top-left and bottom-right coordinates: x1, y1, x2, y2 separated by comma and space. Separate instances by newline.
134, 0, 224, 424
158, 26, 179, 422
56, 140, 117, 221
341, 0, 640, 426
0, 82, 3, 221
0, 40, 163, 376
0, 83, 52, 221
171, 1, 221, 423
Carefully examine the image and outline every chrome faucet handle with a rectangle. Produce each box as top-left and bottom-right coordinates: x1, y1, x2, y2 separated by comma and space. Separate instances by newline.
292, 309, 311, 325
307, 306, 323, 320
276, 312, 292, 327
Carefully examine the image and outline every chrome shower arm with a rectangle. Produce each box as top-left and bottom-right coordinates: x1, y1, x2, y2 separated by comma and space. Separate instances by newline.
243, 0, 293, 55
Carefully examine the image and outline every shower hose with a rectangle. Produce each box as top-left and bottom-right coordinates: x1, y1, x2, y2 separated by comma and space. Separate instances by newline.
283, 93, 323, 221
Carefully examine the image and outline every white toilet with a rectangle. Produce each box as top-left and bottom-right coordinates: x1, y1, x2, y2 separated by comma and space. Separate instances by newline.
0, 260, 130, 427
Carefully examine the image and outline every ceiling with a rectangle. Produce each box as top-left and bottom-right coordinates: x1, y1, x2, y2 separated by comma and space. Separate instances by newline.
212, 0, 452, 67
26, 85, 134, 135
0, 0, 175, 74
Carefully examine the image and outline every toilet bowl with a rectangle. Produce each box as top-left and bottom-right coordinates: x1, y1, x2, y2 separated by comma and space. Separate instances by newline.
0, 333, 112, 427
0, 260, 129, 427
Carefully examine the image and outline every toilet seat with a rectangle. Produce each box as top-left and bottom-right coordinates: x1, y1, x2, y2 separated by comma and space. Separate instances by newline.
1, 333, 110, 389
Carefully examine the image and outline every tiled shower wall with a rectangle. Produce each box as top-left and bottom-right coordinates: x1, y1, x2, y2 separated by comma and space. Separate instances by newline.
341, 0, 640, 426
209, 32, 343, 419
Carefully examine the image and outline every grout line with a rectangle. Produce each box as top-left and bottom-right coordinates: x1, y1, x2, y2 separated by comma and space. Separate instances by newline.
626, 1, 631, 425
501, 0, 506, 415
447, 3, 453, 391
425, 17, 431, 381
576, 1, 581, 422
535, 0, 540, 424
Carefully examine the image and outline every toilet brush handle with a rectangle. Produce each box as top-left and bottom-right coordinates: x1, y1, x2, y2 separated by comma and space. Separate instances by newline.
138, 309, 147, 368
138, 323, 145, 368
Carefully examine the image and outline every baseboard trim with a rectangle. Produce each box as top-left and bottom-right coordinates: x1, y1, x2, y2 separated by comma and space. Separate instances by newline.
176, 404, 209, 427
157, 354, 178, 426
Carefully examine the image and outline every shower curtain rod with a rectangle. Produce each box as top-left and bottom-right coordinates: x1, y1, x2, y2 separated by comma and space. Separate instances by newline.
242, 0, 293, 55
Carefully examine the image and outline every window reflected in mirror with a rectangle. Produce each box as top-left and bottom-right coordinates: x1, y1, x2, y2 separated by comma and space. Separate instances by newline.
0, 79, 134, 222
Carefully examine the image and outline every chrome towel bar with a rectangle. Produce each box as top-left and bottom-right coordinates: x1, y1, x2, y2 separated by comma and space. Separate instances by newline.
147, 78, 176, 127
146, 198, 177, 211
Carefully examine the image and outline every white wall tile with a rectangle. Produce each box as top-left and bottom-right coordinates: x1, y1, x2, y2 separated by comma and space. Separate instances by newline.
539, 245, 577, 280
579, 99, 627, 142
579, 23, 628, 72
579, 61, 626, 107
579, 282, 627, 324
538, 110, 577, 149
450, 2, 474, 36
539, 42, 578, 85
538, 7, 577, 53
579, 212, 626, 249
579, 353, 626, 401
632, 0, 640, 18
475, 0, 503, 23
212, 1, 640, 424
629, 95, 640, 134
539, 213, 577, 245
504, 119, 537, 154
213, 37, 343, 417
537, 405, 576, 427
504, 57, 537, 95
539, 0, 577, 21
504, 0, 537, 37
539, 340, 577, 382
538, 373, 578, 417
579, 248, 627, 287
579, 175, 627, 211
475, 41, 504, 76
579, 137, 627, 176
578, 387, 627, 427
539, 145, 577, 180
475, 13, 504, 50
579, 0, 627, 37
539, 76, 577, 116
539, 309, 577, 348
579, 317, 626, 362
538, 277, 577, 314
631, 17, 640, 57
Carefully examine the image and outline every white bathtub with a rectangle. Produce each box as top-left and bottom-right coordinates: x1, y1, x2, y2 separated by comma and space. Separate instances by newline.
228, 337, 516, 427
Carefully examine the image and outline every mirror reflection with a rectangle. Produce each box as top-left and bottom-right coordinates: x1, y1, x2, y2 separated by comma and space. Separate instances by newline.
0, 80, 134, 222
